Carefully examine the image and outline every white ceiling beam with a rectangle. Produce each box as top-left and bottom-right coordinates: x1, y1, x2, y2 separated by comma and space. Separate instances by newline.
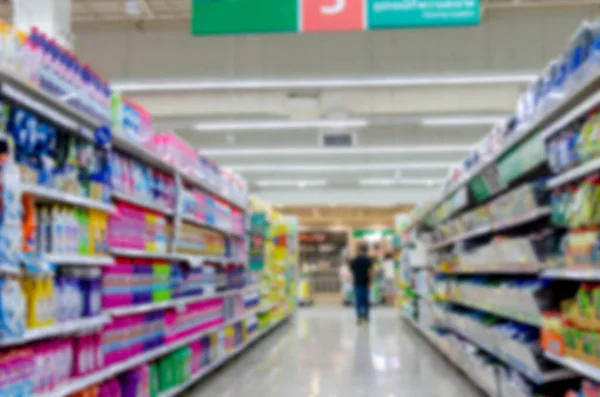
130, 85, 520, 121
112, 72, 535, 92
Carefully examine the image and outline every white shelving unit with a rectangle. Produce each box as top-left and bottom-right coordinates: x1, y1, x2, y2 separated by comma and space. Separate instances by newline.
401, 28, 600, 397
0, 60, 291, 397
44, 254, 115, 266
34, 315, 289, 397
22, 184, 115, 213
545, 352, 600, 383
111, 191, 175, 216
407, 67, 600, 231
0, 315, 109, 348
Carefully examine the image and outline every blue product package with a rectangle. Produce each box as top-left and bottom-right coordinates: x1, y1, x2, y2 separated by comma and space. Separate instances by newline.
122, 103, 141, 142
0, 278, 26, 340
133, 264, 152, 304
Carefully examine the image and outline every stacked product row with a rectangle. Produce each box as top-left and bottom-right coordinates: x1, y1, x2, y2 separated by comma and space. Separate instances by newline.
0, 18, 295, 397
400, 16, 600, 397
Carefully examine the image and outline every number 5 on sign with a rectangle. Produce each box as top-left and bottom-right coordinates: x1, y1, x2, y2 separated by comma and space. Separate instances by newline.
301, 0, 364, 32
321, 0, 345, 14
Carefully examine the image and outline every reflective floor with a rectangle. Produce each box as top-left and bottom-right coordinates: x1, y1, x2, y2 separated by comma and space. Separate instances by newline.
186, 307, 484, 397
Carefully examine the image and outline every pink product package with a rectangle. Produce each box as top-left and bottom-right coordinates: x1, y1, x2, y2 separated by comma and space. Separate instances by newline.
164, 299, 224, 343
192, 191, 208, 222
108, 203, 146, 250
151, 132, 199, 171
102, 261, 133, 309
0, 347, 34, 394
188, 341, 203, 374
102, 316, 138, 366
73, 334, 102, 377
32, 339, 74, 394
102, 314, 165, 366
99, 378, 122, 397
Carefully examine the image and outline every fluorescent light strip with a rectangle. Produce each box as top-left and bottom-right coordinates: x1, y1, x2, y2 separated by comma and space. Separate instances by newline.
359, 178, 444, 186
201, 145, 472, 156
422, 116, 507, 126
230, 162, 453, 172
195, 119, 368, 132
255, 180, 328, 187
112, 72, 537, 92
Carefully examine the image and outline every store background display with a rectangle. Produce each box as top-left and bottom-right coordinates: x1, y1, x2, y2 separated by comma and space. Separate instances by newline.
401, 17, 600, 397
0, 20, 295, 397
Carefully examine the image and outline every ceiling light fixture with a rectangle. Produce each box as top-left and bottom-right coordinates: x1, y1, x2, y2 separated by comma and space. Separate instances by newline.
421, 116, 507, 126
112, 72, 537, 92
359, 178, 444, 186
255, 179, 328, 187
200, 145, 472, 156
194, 119, 368, 132
230, 162, 453, 172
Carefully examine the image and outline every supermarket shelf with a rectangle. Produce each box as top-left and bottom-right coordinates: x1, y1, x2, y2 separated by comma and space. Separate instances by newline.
111, 191, 174, 216
427, 207, 551, 250
428, 225, 492, 249
451, 327, 575, 385
112, 135, 176, 174
542, 268, 600, 280
0, 264, 21, 275
180, 173, 247, 211
45, 254, 115, 266
159, 315, 290, 397
105, 288, 253, 317
439, 267, 540, 275
110, 248, 185, 261
23, 184, 115, 213
110, 248, 245, 267
494, 207, 552, 231
545, 351, 600, 383
36, 312, 289, 397
182, 215, 245, 239
548, 156, 600, 188
0, 68, 100, 137
407, 68, 600, 231
447, 299, 541, 327
0, 68, 245, 211
0, 315, 109, 348
402, 315, 498, 397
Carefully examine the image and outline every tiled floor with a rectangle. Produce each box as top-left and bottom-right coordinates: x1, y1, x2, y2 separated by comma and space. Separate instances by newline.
185, 307, 484, 397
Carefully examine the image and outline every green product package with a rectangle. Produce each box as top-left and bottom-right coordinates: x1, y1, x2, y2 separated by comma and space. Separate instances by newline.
152, 264, 172, 302
469, 175, 492, 203
158, 354, 175, 391
578, 112, 600, 161
497, 132, 546, 186
149, 362, 160, 397
582, 332, 596, 359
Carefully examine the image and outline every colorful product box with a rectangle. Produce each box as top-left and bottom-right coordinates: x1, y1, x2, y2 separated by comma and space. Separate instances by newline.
164, 298, 224, 343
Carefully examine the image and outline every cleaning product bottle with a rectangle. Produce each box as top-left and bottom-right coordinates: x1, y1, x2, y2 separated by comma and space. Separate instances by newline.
22, 194, 37, 253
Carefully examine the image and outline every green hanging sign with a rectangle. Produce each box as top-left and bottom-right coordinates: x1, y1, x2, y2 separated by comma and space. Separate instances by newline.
191, 0, 480, 35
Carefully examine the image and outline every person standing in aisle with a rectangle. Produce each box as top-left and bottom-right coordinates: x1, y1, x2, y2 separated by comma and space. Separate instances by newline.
350, 244, 373, 324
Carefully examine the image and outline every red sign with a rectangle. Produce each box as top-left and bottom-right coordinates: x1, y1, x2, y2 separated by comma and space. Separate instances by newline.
301, 0, 364, 32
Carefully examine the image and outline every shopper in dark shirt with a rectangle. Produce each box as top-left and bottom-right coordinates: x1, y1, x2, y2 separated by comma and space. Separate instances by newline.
350, 244, 373, 324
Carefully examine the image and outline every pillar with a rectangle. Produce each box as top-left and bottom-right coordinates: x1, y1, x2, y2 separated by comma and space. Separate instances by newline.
13, 0, 72, 49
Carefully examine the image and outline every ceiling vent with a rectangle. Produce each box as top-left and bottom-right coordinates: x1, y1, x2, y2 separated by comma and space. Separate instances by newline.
320, 131, 356, 147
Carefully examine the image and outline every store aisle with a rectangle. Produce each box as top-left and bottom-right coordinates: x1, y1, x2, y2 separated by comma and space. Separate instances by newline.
185, 307, 484, 397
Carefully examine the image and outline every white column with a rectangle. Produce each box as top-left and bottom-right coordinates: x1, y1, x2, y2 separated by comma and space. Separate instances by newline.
13, 0, 72, 49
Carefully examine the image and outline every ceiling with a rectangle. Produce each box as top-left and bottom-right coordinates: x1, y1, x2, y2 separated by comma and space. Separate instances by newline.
1, 0, 598, 24
4, 1, 597, 206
